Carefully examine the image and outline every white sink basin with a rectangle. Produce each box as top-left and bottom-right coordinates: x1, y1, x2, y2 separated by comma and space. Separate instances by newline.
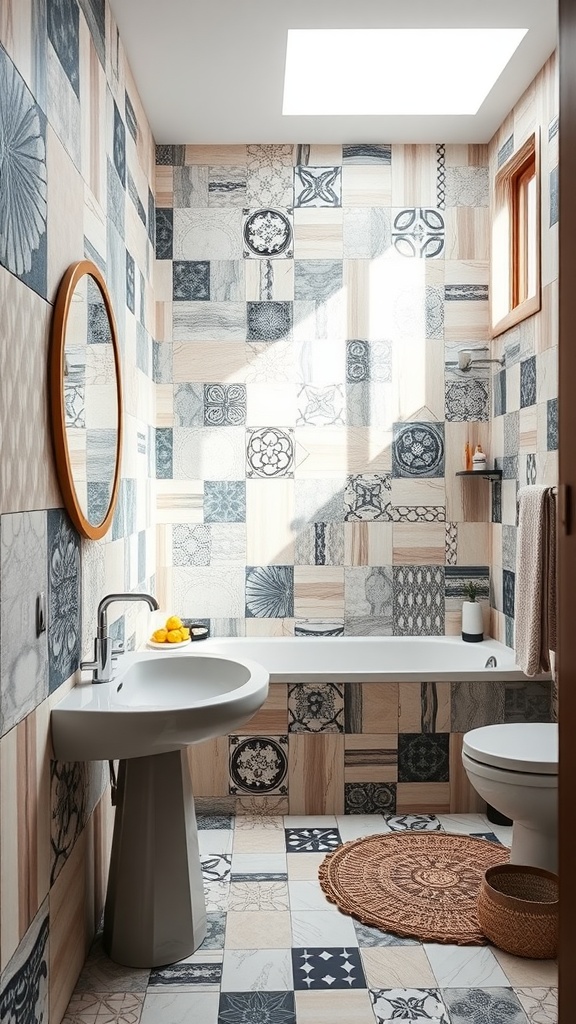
51, 650, 269, 761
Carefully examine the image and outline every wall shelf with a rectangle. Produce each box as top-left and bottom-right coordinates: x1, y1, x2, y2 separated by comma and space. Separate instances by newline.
456, 470, 503, 481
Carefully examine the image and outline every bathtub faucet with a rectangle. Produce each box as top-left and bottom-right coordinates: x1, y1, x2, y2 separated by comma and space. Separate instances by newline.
484, 655, 498, 668
81, 592, 159, 683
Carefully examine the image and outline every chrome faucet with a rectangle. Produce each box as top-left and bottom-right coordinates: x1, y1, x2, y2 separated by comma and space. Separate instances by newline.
81, 592, 159, 683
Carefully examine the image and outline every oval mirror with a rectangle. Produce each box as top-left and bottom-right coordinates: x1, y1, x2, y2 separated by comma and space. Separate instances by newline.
49, 260, 123, 540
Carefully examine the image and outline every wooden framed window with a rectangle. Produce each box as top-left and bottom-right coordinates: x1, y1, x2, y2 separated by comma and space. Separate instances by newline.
491, 132, 541, 337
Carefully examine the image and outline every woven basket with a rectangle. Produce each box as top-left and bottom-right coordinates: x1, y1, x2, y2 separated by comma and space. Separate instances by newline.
478, 864, 558, 959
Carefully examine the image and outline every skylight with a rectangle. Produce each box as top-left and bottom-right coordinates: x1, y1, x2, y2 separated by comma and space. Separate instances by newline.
283, 29, 528, 116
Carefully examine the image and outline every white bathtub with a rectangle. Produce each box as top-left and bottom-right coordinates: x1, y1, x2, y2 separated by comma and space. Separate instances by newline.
193, 635, 536, 683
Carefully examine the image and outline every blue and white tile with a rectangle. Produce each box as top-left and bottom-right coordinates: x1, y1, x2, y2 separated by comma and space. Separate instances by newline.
218, 991, 296, 1024
498, 135, 514, 167
221, 949, 293, 991
140, 992, 219, 1024
204, 481, 246, 523
201, 855, 232, 883
292, 947, 366, 990
147, 961, 222, 992
445, 380, 489, 422
520, 356, 537, 408
370, 988, 450, 1024
386, 815, 442, 832
288, 684, 344, 733
291, 912, 358, 948
296, 385, 345, 426
392, 209, 444, 259
285, 828, 341, 853
442, 987, 529, 1024
245, 566, 294, 618
0, 511, 48, 736
155, 208, 173, 259
392, 422, 445, 478
424, 945, 509, 988
294, 166, 341, 207
0, 903, 49, 1024
47, 509, 81, 692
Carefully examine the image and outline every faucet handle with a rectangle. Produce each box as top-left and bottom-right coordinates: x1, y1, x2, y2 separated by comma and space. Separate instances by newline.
111, 641, 124, 661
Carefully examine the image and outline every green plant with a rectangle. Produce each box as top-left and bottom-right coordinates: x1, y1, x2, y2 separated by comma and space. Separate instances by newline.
465, 581, 478, 602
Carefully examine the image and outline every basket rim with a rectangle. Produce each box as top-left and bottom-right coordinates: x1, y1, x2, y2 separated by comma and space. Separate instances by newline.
482, 864, 559, 909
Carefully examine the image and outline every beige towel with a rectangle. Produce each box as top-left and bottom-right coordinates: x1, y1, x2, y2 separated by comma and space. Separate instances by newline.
515, 486, 557, 675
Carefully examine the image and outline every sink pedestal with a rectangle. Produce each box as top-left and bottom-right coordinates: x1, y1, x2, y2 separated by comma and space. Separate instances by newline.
103, 751, 207, 967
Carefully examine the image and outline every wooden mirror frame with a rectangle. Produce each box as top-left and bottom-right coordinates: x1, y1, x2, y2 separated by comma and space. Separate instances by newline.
49, 260, 123, 540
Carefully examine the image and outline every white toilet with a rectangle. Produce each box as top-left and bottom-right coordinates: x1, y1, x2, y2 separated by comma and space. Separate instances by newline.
462, 722, 558, 872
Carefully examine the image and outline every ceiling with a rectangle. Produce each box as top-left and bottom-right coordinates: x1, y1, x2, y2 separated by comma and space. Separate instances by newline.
109, 0, 557, 145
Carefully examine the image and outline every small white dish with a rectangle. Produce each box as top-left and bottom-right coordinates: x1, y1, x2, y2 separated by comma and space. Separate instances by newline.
146, 638, 191, 650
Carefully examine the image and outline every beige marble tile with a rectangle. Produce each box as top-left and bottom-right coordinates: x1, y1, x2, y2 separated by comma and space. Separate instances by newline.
293, 209, 343, 259
288, 734, 344, 815
492, 949, 558, 987
172, 341, 248, 383
457, 522, 490, 565
246, 480, 295, 565
342, 166, 392, 206
225, 910, 292, 949
185, 145, 247, 165
391, 145, 437, 206
391, 478, 445, 508
294, 566, 345, 617
398, 681, 450, 733
287, 853, 326, 880
519, 405, 538, 453
361, 946, 436, 988
295, 990, 375, 1024
443, 208, 490, 261
392, 523, 446, 565
305, 144, 343, 166
232, 828, 287, 854
295, 428, 392, 477
344, 523, 393, 567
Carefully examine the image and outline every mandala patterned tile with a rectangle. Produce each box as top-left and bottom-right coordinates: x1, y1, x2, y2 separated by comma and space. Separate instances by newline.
61, 992, 145, 1024
345, 783, 397, 815
294, 166, 342, 207
228, 881, 290, 911
204, 481, 246, 523
218, 991, 296, 1024
515, 987, 558, 1024
345, 474, 391, 521
209, 166, 247, 207
392, 423, 445, 478
346, 340, 392, 384
520, 356, 537, 408
386, 814, 442, 831
285, 828, 341, 852
392, 209, 445, 259
291, 948, 366, 990
173, 260, 210, 301
393, 566, 444, 636
243, 208, 293, 259
201, 855, 232, 883
247, 301, 293, 341
245, 566, 294, 618
354, 922, 418, 948
442, 987, 529, 1024
398, 734, 450, 783
246, 428, 294, 478
0, 904, 49, 1024
204, 384, 246, 427
288, 683, 344, 733
444, 167, 489, 206
445, 380, 489, 421
0, 47, 48, 296
370, 988, 450, 1024
148, 962, 222, 991
229, 736, 289, 795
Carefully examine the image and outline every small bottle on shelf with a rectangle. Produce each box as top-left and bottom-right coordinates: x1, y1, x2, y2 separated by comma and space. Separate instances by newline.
472, 444, 487, 472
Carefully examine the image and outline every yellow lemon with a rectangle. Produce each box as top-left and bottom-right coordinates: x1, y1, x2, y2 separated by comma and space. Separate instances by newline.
151, 628, 168, 643
179, 627, 190, 640
166, 629, 183, 643
165, 615, 183, 631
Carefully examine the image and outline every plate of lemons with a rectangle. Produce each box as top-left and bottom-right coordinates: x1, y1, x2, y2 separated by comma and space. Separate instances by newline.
147, 615, 191, 649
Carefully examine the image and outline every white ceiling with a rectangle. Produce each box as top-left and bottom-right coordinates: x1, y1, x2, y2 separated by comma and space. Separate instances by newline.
109, 0, 557, 145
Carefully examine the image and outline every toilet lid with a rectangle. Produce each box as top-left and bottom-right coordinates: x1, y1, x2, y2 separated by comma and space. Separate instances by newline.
463, 723, 558, 774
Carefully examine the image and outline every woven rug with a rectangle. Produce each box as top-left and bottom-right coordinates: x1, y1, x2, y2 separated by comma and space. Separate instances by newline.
319, 831, 509, 945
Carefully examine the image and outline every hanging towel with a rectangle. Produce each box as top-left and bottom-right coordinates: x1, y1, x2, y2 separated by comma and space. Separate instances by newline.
515, 485, 557, 676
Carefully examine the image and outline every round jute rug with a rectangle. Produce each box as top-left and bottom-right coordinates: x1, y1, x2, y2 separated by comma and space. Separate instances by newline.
318, 831, 509, 945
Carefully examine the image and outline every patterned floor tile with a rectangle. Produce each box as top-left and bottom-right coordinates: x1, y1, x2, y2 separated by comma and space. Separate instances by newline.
148, 961, 222, 991
196, 815, 235, 830
370, 988, 450, 1024
73, 936, 150, 992
140, 992, 219, 1024
221, 949, 293, 992
228, 881, 289, 911
442, 987, 529, 1024
292, 947, 366, 990
204, 881, 230, 912
491, 951, 558, 988
217, 991, 296, 1024
385, 815, 442, 832
201, 855, 232, 883
234, 813, 285, 831
285, 828, 341, 852
197, 912, 227, 950
514, 987, 558, 1024
61, 993, 145, 1024
354, 922, 419, 948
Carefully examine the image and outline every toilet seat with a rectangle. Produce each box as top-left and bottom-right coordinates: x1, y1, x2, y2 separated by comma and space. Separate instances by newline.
462, 723, 558, 775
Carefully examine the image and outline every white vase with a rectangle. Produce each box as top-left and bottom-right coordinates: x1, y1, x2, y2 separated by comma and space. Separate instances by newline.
461, 601, 484, 642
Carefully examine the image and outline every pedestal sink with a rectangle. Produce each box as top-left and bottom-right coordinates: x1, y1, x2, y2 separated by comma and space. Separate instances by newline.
51, 651, 269, 968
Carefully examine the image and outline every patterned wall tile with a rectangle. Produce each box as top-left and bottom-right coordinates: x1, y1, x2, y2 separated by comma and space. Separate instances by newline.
398, 733, 450, 782
173, 260, 210, 300
342, 208, 391, 259
246, 566, 294, 618
450, 681, 506, 732
504, 681, 552, 723
229, 735, 289, 795
392, 423, 445, 478
205, 481, 246, 523
520, 356, 537, 408
0, 902, 49, 1024
444, 167, 489, 206
345, 567, 393, 620
547, 397, 558, 450
0, 512, 48, 736
393, 566, 444, 636
344, 782, 396, 814
344, 474, 391, 521
502, 568, 515, 619
288, 683, 344, 733
47, 510, 81, 693
243, 208, 293, 259
246, 428, 294, 479
392, 208, 444, 258
294, 166, 341, 208
247, 301, 292, 341
550, 165, 559, 226
445, 380, 489, 422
